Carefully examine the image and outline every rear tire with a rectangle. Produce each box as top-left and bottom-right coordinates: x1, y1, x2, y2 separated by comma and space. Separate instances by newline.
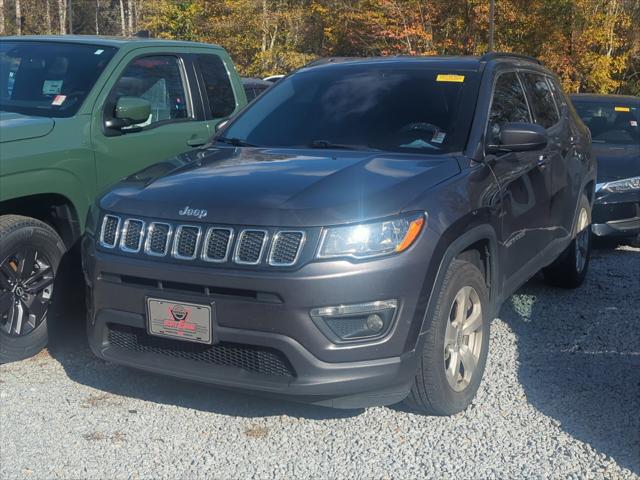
0, 215, 65, 363
543, 195, 591, 289
405, 258, 490, 416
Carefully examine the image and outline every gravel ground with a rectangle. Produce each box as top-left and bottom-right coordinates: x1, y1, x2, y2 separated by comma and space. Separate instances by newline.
1, 241, 638, 479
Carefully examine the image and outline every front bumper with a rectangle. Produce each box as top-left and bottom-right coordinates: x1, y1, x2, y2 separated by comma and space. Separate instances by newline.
83, 234, 436, 408
591, 190, 640, 237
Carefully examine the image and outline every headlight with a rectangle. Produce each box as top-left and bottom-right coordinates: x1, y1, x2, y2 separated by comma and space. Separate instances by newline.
317, 213, 425, 260
596, 176, 640, 194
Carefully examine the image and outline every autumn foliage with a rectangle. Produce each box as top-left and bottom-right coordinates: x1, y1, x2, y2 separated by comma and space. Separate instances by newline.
2, 0, 639, 95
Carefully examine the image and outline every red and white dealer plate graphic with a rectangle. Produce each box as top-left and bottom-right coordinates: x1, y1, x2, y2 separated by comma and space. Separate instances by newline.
146, 298, 213, 344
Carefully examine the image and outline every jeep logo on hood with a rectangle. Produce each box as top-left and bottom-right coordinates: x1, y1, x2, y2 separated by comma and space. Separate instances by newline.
178, 206, 208, 219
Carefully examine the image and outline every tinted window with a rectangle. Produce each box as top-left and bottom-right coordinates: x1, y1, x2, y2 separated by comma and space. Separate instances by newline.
222, 66, 481, 154
0, 41, 116, 118
488, 72, 531, 144
197, 54, 235, 118
521, 72, 559, 128
110, 55, 189, 128
572, 99, 639, 145
243, 85, 258, 102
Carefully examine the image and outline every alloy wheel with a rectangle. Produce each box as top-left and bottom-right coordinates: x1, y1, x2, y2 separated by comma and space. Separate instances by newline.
443, 285, 484, 392
0, 247, 54, 336
575, 208, 590, 273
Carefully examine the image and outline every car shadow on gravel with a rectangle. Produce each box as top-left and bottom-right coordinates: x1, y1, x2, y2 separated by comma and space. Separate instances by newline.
500, 243, 640, 475
46, 249, 363, 421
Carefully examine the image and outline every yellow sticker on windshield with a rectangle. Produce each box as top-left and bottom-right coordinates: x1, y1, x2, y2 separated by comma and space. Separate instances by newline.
615, 106, 630, 112
436, 74, 465, 83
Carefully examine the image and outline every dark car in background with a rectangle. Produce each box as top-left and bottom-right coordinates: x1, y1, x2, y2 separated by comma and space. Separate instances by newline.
571, 94, 640, 240
241, 77, 272, 102
83, 54, 595, 415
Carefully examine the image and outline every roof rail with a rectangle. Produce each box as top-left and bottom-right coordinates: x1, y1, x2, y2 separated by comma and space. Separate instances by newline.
304, 57, 357, 68
480, 52, 541, 65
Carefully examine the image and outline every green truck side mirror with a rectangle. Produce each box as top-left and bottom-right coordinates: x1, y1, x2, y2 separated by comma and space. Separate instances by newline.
115, 96, 151, 125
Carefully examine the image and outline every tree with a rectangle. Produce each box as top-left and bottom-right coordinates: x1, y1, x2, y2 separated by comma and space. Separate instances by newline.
0, 0, 5, 36
58, 0, 66, 34
16, 0, 22, 35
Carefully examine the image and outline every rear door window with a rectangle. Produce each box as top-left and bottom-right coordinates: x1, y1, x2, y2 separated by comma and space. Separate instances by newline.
108, 55, 190, 129
488, 71, 531, 144
196, 54, 236, 118
520, 72, 559, 129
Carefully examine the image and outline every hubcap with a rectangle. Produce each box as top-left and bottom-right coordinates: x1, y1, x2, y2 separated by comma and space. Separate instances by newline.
575, 208, 590, 273
444, 286, 483, 392
0, 247, 54, 337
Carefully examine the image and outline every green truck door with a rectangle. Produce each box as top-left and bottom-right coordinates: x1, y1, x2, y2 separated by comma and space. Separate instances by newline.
91, 48, 211, 191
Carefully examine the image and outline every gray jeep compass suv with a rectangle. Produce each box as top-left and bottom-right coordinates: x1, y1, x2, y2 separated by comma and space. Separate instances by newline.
83, 53, 596, 415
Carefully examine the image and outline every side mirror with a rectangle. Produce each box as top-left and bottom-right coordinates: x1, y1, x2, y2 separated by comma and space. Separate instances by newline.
486, 122, 548, 154
215, 118, 229, 132
115, 96, 151, 124
105, 96, 151, 130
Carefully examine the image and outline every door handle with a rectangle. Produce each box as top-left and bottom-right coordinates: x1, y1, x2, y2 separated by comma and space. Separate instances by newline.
187, 137, 208, 147
537, 155, 549, 168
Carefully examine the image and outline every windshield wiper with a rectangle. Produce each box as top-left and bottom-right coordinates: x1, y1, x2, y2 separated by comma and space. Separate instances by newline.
308, 140, 376, 151
216, 137, 258, 147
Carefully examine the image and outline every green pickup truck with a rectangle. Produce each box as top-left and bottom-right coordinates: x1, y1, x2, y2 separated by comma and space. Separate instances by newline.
0, 36, 247, 362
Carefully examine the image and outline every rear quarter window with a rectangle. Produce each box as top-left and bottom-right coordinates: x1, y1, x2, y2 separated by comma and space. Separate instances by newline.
197, 54, 236, 118
520, 72, 559, 129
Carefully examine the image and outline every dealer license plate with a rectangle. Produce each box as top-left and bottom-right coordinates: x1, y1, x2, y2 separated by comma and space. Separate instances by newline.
146, 298, 213, 344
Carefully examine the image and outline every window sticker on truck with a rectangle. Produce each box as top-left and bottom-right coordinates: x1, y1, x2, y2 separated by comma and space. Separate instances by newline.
51, 95, 66, 106
42, 80, 63, 95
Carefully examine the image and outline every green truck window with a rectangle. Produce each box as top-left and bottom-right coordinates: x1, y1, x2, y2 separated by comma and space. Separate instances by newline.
110, 55, 189, 128
197, 54, 235, 118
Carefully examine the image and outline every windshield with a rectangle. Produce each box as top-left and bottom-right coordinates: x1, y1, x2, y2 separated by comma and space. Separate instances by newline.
0, 41, 117, 118
572, 98, 640, 145
221, 64, 480, 154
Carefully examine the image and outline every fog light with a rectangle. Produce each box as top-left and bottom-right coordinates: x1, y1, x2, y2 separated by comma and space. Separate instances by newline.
366, 314, 384, 332
310, 299, 397, 342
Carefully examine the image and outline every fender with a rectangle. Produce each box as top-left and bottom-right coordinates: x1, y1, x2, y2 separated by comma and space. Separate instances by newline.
0, 168, 92, 234
403, 221, 500, 354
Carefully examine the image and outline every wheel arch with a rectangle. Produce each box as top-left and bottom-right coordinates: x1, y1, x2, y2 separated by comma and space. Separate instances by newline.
407, 222, 501, 354
0, 193, 81, 250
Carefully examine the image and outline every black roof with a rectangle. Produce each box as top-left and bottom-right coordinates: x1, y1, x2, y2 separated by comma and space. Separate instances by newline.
241, 77, 273, 87
302, 52, 543, 72
571, 93, 640, 103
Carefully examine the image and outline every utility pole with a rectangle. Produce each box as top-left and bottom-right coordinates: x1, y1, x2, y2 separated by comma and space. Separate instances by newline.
488, 0, 495, 52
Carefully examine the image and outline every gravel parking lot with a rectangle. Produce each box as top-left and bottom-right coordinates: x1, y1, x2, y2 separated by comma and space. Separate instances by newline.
1, 241, 638, 479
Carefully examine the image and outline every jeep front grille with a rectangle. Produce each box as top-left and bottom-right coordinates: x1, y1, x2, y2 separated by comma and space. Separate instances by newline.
234, 230, 268, 265
173, 226, 201, 260
202, 227, 233, 262
120, 219, 145, 252
145, 223, 172, 256
269, 231, 305, 266
98, 215, 306, 267
99, 215, 121, 248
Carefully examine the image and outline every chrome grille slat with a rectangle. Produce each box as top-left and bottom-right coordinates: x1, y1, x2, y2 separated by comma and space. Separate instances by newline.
99, 215, 121, 248
234, 229, 268, 265
144, 223, 172, 257
202, 227, 234, 263
268, 231, 305, 266
172, 225, 202, 260
100, 217, 305, 267
119, 219, 145, 253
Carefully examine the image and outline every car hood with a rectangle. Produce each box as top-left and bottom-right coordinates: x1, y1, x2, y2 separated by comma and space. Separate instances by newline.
100, 147, 461, 227
592, 143, 640, 183
0, 111, 55, 143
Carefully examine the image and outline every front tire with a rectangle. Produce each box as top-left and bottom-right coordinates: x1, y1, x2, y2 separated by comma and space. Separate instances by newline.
543, 195, 592, 289
405, 258, 490, 416
0, 215, 65, 363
